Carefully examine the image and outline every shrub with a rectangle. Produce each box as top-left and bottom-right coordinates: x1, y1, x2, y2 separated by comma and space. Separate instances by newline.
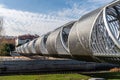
0, 43, 15, 56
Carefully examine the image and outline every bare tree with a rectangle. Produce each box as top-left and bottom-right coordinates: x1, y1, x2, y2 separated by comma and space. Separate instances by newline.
0, 17, 4, 55
0, 18, 4, 36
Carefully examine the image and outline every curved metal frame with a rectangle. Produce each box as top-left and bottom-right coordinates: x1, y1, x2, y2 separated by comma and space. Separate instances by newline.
15, 0, 120, 64
34, 37, 43, 55
90, 1, 120, 63
27, 39, 37, 54
46, 28, 60, 57
24, 43, 29, 54
40, 33, 50, 56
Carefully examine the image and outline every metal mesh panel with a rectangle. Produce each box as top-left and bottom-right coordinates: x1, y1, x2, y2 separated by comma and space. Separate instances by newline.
91, 12, 118, 55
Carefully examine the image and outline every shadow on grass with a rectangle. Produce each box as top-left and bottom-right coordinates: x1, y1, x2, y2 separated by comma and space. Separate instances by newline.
82, 72, 120, 79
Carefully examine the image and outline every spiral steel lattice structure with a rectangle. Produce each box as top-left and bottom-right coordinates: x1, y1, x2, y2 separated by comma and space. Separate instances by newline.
16, 0, 120, 64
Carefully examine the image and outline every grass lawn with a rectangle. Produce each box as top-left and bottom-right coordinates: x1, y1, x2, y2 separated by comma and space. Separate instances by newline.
0, 73, 91, 80
1, 72, 120, 80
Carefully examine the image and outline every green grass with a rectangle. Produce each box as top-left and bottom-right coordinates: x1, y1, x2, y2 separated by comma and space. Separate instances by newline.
1, 72, 120, 80
0, 74, 91, 80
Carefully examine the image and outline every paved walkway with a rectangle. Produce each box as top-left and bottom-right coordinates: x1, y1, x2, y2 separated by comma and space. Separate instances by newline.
0, 56, 31, 61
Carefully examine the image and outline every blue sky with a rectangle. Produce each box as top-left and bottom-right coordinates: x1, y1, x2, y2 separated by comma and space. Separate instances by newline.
0, 0, 98, 13
0, 0, 66, 13
0, 0, 74, 14
0, 0, 113, 36
0, 0, 112, 15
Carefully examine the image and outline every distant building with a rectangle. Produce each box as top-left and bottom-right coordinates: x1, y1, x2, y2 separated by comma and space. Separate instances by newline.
0, 36, 16, 45
15, 34, 39, 46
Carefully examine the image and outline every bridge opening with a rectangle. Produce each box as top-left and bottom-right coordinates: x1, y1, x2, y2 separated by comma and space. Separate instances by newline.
43, 34, 49, 49
32, 39, 37, 53
41, 33, 50, 55
25, 43, 29, 53
91, 2, 120, 56
61, 22, 75, 51
106, 3, 120, 42
23, 43, 28, 53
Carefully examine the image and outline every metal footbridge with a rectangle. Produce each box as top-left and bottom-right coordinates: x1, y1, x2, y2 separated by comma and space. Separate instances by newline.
16, 0, 120, 64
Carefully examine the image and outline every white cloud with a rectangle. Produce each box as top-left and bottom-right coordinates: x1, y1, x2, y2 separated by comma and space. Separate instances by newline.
0, 7, 73, 36
0, 4, 6, 8
56, 3, 91, 19
0, 0, 113, 36
54, 0, 113, 20
88, 0, 113, 3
